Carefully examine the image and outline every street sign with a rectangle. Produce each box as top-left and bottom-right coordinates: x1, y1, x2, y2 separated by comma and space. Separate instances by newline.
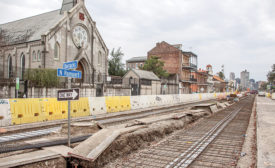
57, 69, 82, 79
63, 60, 78, 70
57, 89, 79, 101
16, 78, 19, 90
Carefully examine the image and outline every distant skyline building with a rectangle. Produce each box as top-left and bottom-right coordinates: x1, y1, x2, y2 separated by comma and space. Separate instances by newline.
229, 72, 235, 81
241, 70, 250, 89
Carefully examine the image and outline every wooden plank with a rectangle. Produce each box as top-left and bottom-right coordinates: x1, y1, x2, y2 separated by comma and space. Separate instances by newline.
0, 150, 60, 168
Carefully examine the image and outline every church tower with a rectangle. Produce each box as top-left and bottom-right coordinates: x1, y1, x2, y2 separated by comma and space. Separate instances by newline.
60, 0, 78, 14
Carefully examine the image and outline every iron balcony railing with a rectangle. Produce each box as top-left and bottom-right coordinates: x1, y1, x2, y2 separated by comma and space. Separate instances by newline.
182, 63, 197, 70
181, 77, 197, 83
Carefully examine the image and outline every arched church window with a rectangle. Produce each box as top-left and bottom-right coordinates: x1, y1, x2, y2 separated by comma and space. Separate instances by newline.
7, 55, 13, 78
98, 51, 102, 65
32, 51, 36, 62
98, 73, 101, 82
37, 50, 41, 62
54, 42, 60, 60
20, 53, 25, 79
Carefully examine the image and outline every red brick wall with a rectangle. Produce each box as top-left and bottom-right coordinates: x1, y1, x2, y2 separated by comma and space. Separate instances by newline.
147, 42, 181, 75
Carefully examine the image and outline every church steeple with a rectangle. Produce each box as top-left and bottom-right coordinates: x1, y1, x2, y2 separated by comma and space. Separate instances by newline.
60, 0, 78, 14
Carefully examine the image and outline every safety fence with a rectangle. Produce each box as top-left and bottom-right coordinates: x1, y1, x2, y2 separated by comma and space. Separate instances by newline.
0, 92, 230, 127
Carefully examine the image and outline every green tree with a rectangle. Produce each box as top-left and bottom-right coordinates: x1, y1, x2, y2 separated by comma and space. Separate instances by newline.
267, 64, 275, 83
218, 71, 225, 80
108, 48, 126, 76
25, 69, 59, 87
141, 56, 169, 78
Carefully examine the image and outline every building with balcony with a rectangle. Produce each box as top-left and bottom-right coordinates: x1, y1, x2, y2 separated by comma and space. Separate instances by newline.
190, 69, 209, 93
147, 41, 198, 94
126, 56, 147, 70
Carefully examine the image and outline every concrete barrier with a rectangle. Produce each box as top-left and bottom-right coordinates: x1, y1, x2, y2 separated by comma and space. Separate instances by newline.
89, 97, 107, 116
0, 99, 12, 127
0, 93, 225, 127
272, 93, 275, 100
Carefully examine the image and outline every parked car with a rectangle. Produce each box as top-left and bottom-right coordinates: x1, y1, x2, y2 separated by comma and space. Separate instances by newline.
258, 91, 265, 97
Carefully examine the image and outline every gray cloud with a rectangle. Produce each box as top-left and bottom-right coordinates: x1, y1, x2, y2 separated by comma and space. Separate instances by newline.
1, 0, 274, 81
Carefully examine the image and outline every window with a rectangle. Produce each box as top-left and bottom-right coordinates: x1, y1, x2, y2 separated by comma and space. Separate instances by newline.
98, 51, 102, 65
32, 51, 36, 61
54, 42, 60, 60
37, 50, 41, 61
140, 63, 143, 67
20, 53, 25, 79
7, 55, 13, 78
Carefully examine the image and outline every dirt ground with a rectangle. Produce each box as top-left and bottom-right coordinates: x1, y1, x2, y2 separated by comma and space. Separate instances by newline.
237, 97, 257, 168
70, 110, 210, 168
18, 157, 67, 168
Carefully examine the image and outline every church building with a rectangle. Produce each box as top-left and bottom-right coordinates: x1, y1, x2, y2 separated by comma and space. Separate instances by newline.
0, 0, 108, 85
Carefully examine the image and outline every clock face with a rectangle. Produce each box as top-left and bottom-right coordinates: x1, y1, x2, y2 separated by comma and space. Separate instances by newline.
72, 25, 88, 48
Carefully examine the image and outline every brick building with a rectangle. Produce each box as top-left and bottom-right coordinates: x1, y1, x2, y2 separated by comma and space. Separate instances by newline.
190, 69, 209, 93
148, 41, 197, 94
126, 56, 147, 70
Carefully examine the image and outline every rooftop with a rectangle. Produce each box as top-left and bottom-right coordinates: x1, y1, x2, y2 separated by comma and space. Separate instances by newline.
131, 69, 160, 81
213, 75, 225, 82
126, 56, 147, 63
0, 10, 63, 46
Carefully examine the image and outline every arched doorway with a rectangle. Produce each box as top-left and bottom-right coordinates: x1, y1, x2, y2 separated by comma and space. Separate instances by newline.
75, 58, 90, 83
76, 61, 84, 83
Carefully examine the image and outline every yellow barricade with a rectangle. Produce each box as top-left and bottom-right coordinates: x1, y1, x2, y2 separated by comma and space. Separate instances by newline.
70, 98, 90, 118
42, 98, 67, 121
105, 96, 131, 113
119, 96, 131, 111
105, 96, 120, 113
9, 98, 44, 125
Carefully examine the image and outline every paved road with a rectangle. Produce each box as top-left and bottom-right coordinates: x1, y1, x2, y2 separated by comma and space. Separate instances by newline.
257, 96, 275, 168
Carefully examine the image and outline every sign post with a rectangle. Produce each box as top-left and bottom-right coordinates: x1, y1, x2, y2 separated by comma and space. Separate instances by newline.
57, 61, 81, 147
16, 77, 19, 98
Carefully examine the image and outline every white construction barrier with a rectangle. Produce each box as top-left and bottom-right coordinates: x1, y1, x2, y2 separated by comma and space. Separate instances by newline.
89, 97, 107, 116
0, 99, 12, 127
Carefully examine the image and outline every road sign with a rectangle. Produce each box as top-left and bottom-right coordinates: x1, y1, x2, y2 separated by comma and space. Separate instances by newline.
57, 69, 82, 79
57, 89, 79, 101
63, 60, 78, 70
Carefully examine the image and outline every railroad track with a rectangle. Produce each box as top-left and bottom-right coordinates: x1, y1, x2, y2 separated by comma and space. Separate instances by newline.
114, 96, 254, 168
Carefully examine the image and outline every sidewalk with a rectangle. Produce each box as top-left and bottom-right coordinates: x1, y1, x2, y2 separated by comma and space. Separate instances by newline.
257, 96, 275, 168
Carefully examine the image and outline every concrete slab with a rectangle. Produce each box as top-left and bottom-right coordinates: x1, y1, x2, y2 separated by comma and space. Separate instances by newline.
69, 128, 120, 161
224, 102, 230, 106
257, 96, 275, 168
134, 113, 177, 124
217, 102, 226, 108
194, 103, 216, 107
43, 145, 73, 157
71, 121, 98, 127
210, 105, 219, 113
0, 150, 60, 168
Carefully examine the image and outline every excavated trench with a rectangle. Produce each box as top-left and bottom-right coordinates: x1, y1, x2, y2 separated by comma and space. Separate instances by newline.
69, 110, 211, 168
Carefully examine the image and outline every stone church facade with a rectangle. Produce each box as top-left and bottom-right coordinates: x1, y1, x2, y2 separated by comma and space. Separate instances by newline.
0, 0, 108, 86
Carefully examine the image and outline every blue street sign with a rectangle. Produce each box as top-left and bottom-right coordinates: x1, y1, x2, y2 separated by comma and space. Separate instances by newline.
63, 60, 78, 70
57, 69, 82, 79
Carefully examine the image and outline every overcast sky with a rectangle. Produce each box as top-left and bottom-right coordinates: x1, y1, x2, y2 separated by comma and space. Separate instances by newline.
0, 0, 274, 81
